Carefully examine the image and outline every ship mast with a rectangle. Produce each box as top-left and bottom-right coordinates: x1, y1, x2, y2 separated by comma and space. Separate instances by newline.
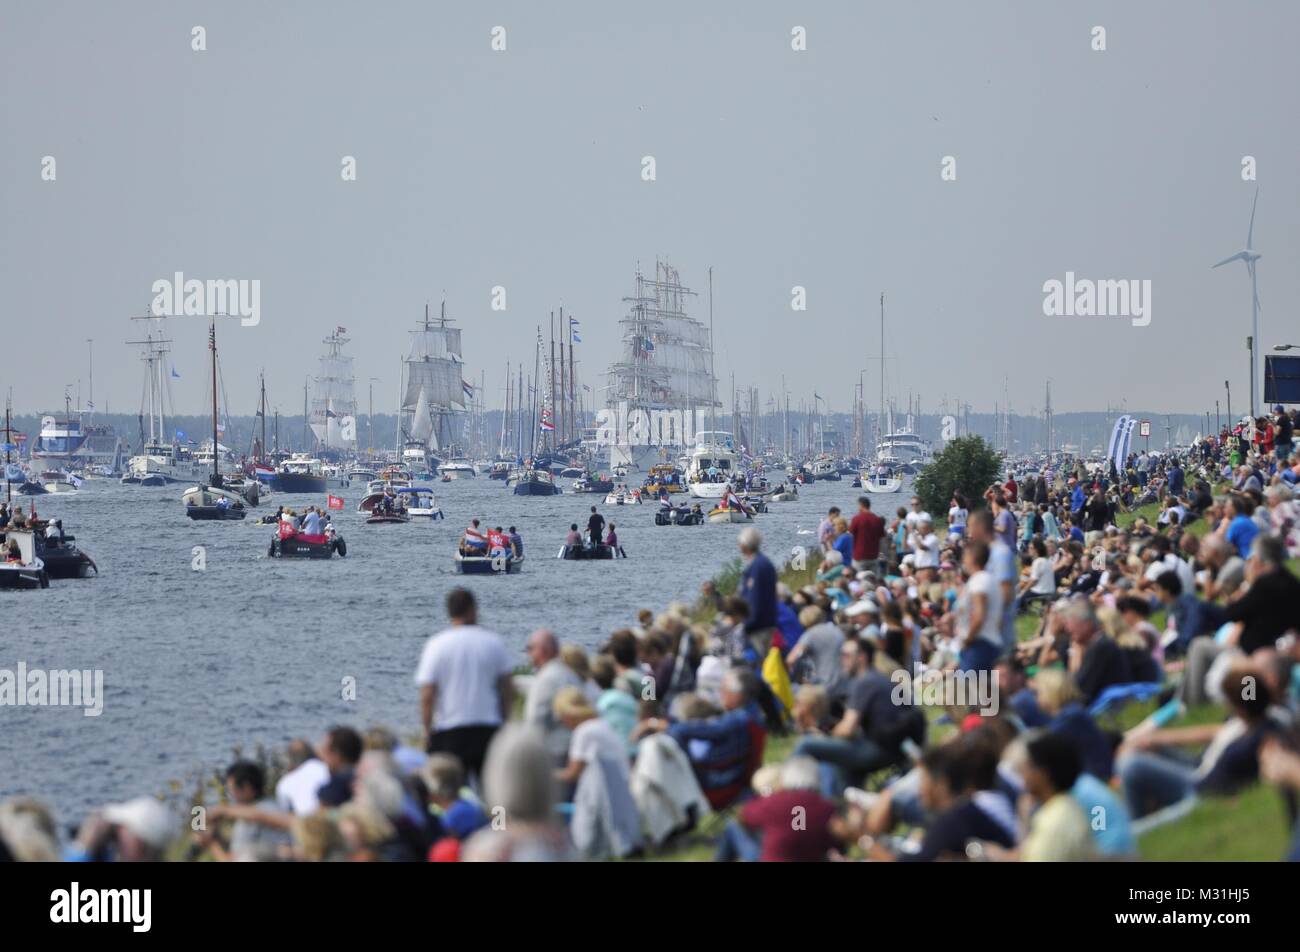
209, 320, 220, 486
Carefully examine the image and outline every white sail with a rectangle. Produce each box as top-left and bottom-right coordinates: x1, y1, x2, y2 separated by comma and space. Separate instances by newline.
410, 387, 435, 444
309, 330, 357, 450
606, 261, 719, 435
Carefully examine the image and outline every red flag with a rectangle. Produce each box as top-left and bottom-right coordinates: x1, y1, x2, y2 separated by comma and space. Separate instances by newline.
327, 494, 344, 510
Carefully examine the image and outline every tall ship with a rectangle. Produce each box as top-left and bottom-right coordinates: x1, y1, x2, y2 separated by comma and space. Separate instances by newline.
308, 327, 358, 456
399, 303, 468, 474
605, 261, 720, 472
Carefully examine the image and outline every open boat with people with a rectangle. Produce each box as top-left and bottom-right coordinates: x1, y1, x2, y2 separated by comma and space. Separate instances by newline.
0, 528, 48, 589
183, 483, 248, 520
268, 520, 347, 559
557, 542, 626, 560
572, 474, 614, 494
603, 486, 642, 506
863, 468, 904, 494
453, 550, 522, 574
393, 486, 443, 519
29, 519, 97, 579
511, 468, 561, 496
654, 501, 704, 525
642, 464, 687, 495
366, 510, 410, 525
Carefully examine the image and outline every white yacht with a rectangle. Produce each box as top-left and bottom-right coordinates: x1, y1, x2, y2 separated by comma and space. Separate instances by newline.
125, 442, 203, 486
437, 457, 476, 479
686, 430, 740, 499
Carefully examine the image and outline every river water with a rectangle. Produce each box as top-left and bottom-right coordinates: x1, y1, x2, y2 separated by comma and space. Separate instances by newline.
0, 474, 907, 823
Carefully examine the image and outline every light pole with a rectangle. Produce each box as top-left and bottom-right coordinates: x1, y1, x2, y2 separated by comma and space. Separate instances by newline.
1225, 380, 1232, 426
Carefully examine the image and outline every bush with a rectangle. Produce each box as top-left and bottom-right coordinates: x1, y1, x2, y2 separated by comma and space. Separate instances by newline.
912, 435, 1002, 518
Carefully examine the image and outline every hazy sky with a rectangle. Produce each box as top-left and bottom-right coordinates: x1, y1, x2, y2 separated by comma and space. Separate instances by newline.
2, 1, 1296, 422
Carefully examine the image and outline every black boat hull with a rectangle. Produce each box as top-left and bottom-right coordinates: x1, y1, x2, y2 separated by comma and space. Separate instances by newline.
655, 510, 703, 526
273, 474, 327, 494
186, 506, 247, 521
270, 536, 347, 559
513, 479, 561, 496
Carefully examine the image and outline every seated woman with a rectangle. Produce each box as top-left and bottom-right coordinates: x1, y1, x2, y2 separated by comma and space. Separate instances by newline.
552, 687, 643, 859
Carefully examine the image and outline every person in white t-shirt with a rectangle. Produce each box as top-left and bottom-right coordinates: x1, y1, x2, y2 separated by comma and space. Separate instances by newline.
415, 588, 515, 786
956, 540, 1004, 672
1013, 537, 1057, 614
904, 496, 932, 532
947, 493, 969, 539
908, 515, 940, 582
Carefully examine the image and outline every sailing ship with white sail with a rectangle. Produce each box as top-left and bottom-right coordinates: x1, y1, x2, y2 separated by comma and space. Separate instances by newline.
604, 261, 720, 472
399, 303, 468, 475
309, 327, 358, 455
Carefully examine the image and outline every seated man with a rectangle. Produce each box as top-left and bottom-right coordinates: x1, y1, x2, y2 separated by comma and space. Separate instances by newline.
638, 668, 765, 809
463, 518, 488, 553
793, 636, 923, 796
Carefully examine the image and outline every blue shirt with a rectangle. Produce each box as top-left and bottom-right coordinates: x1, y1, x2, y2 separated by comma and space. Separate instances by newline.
1226, 514, 1260, 558
741, 552, 778, 633
833, 531, 854, 570
1071, 773, 1135, 856
668, 702, 761, 790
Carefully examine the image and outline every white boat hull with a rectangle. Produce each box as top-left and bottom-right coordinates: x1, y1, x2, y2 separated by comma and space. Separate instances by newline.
863, 476, 903, 493
688, 481, 729, 499
707, 508, 753, 524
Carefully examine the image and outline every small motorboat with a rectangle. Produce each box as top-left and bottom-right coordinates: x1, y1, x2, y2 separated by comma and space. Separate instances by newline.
16, 481, 48, 496
0, 528, 49, 589
488, 461, 516, 481
740, 495, 768, 514
603, 487, 642, 506
559, 466, 586, 480
557, 542, 625, 560
268, 523, 347, 559
31, 520, 97, 579
182, 484, 248, 521
394, 486, 443, 519
654, 506, 704, 526
768, 487, 799, 502
707, 505, 754, 524
366, 511, 410, 525
453, 551, 523, 574
41, 471, 81, 494
512, 468, 562, 496
572, 475, 615, 494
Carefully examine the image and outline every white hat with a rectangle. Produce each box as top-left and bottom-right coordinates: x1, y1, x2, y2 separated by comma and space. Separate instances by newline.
102, 797, 175, 850
844, 599, 879, 618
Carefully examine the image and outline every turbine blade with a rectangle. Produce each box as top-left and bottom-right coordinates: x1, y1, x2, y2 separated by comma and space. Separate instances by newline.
1212, 252, 1247, 268
1247, 187, 1259, 249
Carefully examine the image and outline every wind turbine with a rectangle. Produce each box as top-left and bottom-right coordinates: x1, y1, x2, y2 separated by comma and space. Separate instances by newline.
1213, 188, 1262, 418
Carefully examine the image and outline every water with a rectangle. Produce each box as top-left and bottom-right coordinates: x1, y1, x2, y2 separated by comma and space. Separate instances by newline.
0, 475, 904, 823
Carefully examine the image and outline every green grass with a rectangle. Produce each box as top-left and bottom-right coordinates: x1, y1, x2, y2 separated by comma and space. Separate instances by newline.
1138, 784, 1292, 861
